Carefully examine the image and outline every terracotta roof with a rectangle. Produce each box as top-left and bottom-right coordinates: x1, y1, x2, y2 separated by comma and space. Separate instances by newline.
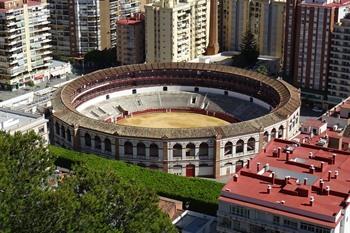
52, 63, 301, 139
302, 119, 327, 128
220, 139, 350, 228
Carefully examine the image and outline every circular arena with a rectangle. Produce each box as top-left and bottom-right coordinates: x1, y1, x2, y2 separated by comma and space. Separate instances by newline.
52, 63, 301, 178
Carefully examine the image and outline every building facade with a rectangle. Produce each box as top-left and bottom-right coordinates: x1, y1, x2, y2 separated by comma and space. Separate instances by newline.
219, 0, 286, 58
145, 0, 210, 62
49, 0, 141, 57
116, 13, 145, 65
217, 139, 350, 233
328, 13, 350, 105
0, 0, 52, 90
283, 0, 350, 105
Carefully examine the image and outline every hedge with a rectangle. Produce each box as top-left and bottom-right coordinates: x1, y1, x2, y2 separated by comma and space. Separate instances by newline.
50, 146, 224, 215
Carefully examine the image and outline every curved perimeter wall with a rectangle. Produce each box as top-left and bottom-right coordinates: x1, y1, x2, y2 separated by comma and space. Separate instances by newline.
51, 63, 301, 178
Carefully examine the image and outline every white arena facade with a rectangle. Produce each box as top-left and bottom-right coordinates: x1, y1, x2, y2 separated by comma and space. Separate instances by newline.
51, 63, 301, 178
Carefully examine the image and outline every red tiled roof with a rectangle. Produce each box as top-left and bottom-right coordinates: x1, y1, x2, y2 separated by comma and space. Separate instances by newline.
302, 119, 326, 128
220, 139, 350, 228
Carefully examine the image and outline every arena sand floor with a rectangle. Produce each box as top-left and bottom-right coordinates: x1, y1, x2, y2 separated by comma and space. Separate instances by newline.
117, 112, 230, 128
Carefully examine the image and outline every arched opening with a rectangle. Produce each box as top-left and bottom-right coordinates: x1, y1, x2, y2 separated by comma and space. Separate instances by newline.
55, 122, 60, 135
150, 143, 159, 157
271, 128, 277, 139
66, 129, 71, 142
236, 140, 244, 154
61, 125, 65, 139
224, 162, 233, 175
186, 164, 195, 177
263, 131, 269, 143
94, 136, 101, 149
247, 138, 255, 152
186, 143, 195, 156
104, 138, 111, 152
199, 143, 209, 157
236, 160, 244, 172
124, 141, 133, 155
173, 144, 182, 158
137, 142, 146, 156
224, 142, 233, 155
278, 125, 284, 138
84, 133, 91, 147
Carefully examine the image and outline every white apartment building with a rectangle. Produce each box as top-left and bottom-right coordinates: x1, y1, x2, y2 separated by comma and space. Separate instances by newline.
0, 0, 52, 90
328, 13, 350, 105
145, 0, 209, 63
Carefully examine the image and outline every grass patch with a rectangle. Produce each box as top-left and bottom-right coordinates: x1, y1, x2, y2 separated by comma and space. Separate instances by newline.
50, 145, 223, 215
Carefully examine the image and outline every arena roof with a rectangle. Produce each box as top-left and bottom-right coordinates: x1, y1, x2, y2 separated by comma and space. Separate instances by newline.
52, 63, 301, 139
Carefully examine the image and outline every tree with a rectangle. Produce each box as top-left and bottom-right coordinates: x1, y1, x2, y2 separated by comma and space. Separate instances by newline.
232, 30, 259, 68
0, 132, 176, 233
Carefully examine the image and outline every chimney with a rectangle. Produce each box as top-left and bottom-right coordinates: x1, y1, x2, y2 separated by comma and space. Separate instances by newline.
319, 179, 324, 192
264, 148, 266, 153
257, 162, 261, 172
285, 176, 289, 185
309, 165, 315, 174
271, 172, 275, 185
332, 154, 336, 164
286, 151, 290, 161
328, 170, 332, 181
281, 200, 285, 205
205, 0, 219, 55
233, 174, 239, 182
267, 185, 272, 194
277, 147, 281, 158
303, 177, 308, 185
309, 152, 313, 159
325, 186, 330, 196
310, 196, 315, 206
334, 170, 339, 179
265, 163, 270, 171
320, 162, 324, 172
247, 159, 250, 169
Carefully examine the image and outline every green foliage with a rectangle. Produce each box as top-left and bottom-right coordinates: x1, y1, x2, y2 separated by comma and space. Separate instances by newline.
255, 64, 269, 75
0, 132, 176, 232
26, 80, 35, 87
51, 146, 224, 215
84, 47, 117, 69
232, 30, 259, 68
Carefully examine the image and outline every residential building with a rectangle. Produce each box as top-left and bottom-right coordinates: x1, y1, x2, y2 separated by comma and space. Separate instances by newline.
217, 139, 350, 233
0, 108, 48, 142
0, 0, 52, 90
116, 13, 145, 65
283, 0, 350, 105
49, 0, 140, 58
219, 0, 286, 58
328, 13, 350, 105
145, 0, 210, 62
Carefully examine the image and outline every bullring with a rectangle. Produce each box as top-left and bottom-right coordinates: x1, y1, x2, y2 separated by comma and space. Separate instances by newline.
51, 62, 301, 178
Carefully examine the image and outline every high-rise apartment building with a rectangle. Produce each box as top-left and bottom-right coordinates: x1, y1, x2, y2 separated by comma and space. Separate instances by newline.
116, 13, 145, 65
145, 0, 209, 63
283, 0, 350, 104
328, 13, 350, 105
0, 0, 52, 90
219, 0, 286, 58
49, 0, 140, 58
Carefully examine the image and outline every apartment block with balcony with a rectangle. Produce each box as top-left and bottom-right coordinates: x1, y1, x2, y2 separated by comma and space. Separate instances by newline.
283, 0, 350, 105
0, 0, 52, 90
328, 13, 350, 105
219, 0, 286, 58
145, 0, 210, 63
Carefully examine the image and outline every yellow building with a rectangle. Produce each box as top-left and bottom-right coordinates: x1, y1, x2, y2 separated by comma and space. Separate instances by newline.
145, 0, 210, 62
219, 0, 285, 58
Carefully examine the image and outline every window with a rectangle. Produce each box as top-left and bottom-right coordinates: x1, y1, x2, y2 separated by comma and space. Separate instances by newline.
247, 138, 255, 152
236, 140, 244, 154
84, 133, 91, 147
55, 123, 60, 135
132, 89, 136, 94
186, 143, 195, 156
61, 126, 65, 139
194, 87, 199, 92
231, 205, 250, 218
191, 97, 196, 104
224, 142, 233, 155
283, 219, 298, 230
273, 215, 280, 225
95, 136, 101, 149
104, 138, 111, 152
173, 144, 182, 157
124, 141, 133, 155
300, 223, 330, 233
224, 90, 228, 96
66, 129, 71, 142
163, 86, 167, 91
150, 143, 159, 157
137, 142, 146, 156
199, 143, 208, 157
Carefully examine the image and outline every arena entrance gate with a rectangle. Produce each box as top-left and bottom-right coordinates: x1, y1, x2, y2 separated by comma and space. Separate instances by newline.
186, 164, 195, 177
